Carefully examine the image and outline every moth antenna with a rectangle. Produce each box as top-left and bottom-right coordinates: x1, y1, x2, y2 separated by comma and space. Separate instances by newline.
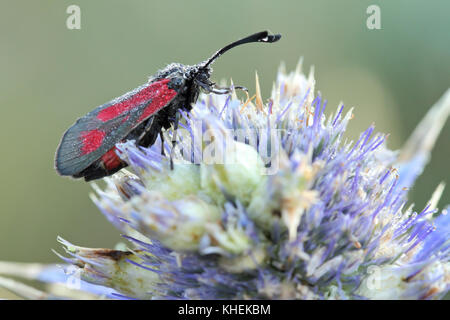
201, 31, 281, 69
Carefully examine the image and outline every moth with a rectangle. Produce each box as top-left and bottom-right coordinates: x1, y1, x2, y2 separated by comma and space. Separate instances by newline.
55, 31, 281, 181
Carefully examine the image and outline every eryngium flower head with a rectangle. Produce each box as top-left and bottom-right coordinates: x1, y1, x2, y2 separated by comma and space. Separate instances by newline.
7, 61, 448, 300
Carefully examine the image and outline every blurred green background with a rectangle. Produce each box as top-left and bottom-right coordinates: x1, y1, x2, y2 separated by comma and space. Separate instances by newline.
0, 0, 449, 264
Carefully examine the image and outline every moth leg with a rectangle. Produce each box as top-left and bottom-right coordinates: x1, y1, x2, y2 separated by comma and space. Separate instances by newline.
170, 111, 181, 170
233, 85, 248, 92
213, 84, 248, 94
138, 116, 154, 142
138, 116, 162, 149
209, 87, 231, 95
196, 78, 248, 95
195, 80, 215, 93
159, 131, 165, 156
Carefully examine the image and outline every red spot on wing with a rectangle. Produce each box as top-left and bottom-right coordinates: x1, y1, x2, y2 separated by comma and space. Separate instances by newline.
97, 79, 177, 122
137, 85, 178, 122
101, 147, 122, 170
80, 129, 106, 155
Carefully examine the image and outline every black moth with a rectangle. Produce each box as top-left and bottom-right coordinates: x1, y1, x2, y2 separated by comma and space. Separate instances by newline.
55, 31, 281, 181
